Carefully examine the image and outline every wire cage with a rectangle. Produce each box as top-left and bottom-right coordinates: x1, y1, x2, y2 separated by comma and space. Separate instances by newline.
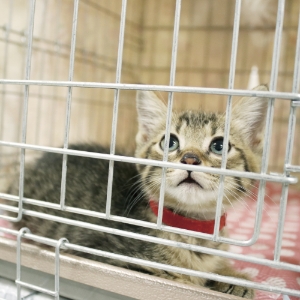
0, 0, 299, 299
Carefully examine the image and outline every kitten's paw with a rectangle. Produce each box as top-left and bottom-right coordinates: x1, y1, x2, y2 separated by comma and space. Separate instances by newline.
205, 264, 254, 299
206, 280, 254, 299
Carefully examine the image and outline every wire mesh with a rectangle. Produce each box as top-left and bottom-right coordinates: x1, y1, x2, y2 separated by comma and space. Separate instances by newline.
0, 0, 299, 299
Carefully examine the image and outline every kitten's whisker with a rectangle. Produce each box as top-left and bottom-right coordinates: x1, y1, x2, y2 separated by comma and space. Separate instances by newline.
222, 181, 276, 219
226, 179, 273, 204
124, 176, 161, 216
223, 187, 249, 210
122, 171, 158, 189
225, 180, 274, 213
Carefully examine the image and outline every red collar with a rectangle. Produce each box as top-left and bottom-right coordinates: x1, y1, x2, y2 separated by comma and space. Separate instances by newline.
149, 200, 226, 234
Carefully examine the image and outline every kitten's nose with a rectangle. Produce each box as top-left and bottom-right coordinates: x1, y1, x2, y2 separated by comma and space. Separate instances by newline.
180, 153, 201, 165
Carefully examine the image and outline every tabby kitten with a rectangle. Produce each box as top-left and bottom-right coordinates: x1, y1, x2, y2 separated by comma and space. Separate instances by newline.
8, 85, 268, 299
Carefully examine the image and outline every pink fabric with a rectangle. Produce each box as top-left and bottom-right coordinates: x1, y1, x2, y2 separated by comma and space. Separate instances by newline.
0, 217, 13, 239
1, 183, 299, 299
228, 183, 300, 299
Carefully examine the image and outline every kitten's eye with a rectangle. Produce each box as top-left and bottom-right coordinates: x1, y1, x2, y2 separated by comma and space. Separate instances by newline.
210, 137, 231, 155
160, 135, 179, 152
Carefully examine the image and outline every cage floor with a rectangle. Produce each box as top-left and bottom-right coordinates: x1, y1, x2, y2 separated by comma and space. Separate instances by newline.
0, 182, 299, 300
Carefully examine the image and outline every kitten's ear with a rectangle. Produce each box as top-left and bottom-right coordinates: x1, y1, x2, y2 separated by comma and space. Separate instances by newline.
231, 84, 268, 149
136, 90, 167, 143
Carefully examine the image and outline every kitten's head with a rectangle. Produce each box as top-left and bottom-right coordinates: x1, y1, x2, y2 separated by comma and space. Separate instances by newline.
135, 87, 268, 219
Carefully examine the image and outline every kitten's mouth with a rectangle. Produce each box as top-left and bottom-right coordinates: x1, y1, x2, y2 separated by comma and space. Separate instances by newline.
178, 173, 203, 189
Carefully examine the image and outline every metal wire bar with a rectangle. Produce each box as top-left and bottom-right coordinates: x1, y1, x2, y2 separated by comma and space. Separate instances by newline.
260, 0, 285, 171
244, 0, 286, 250
0, 190, 290, 247
106, 0, 127, 219
34, 0, 49, 144
16, 227, 31, 299
157, 0, 181, 228
0, 142, 296, 185
0, 0, 14, 139
285, 164, 300, 172
3, 227, 300, 298
16, 230, 69, 298
273, 8, 300, 262
60, 0, 79, 210
1, 224, 299, 275
49, 0, 62, 145
292, 100, 300, 107
213, 0, 241, 241
292, 11, 300, 95
8, 0, 36, 224
15, 281, 57, 297
143, 24, 298, 32
0, 80, 298, 99
0, 190, 291, 249
55, 238, 68, 300
0, 0, 15, 221
0, 1, 299, 299
4, 87, 295, 108
270, 0, 285, 91
260, 0, 286, 261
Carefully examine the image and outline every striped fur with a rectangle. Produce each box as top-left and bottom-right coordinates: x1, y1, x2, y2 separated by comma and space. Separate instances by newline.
7, 86, 268, 299
135, 86, 268, 221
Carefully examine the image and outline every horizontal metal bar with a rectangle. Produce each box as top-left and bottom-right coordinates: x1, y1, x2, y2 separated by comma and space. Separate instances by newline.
0, 227, 298, 297
0, 195, 255, 246
0, 80, 299, 100
285, 164, 300, 172
292, 100, 300, 107
143, 24, 298, 31
0, 197, 246, 245
0, 194, 271, 247
1, 213, 299, 274
15, 280, 57, 296
0, 141, 297, 184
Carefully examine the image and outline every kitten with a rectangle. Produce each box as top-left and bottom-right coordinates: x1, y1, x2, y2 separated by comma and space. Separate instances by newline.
7, 85, 268, 298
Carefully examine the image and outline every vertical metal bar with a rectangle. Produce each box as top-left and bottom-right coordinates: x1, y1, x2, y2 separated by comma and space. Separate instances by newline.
168, 0, 181, 88
246, 0, 286, 246
106, 0, 127, 218
14, 0, 36, 223
255, 0, 284, 258
292, 10, 300, 95
269, 0, 285, 91
49, 0, 62, 145
201, 0, 214, 106
16, 228, 30, 300
276, 1, 291, 167
0, 0, 14, 213
60, 0, 79, 210
157, 0, 181, 228
213, 0, 241, 239
260, 0, 285, 171
55, 238, 68, 300
34, 0, 49, 144
273, 8, 300, 262
0, 0, 14, 137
